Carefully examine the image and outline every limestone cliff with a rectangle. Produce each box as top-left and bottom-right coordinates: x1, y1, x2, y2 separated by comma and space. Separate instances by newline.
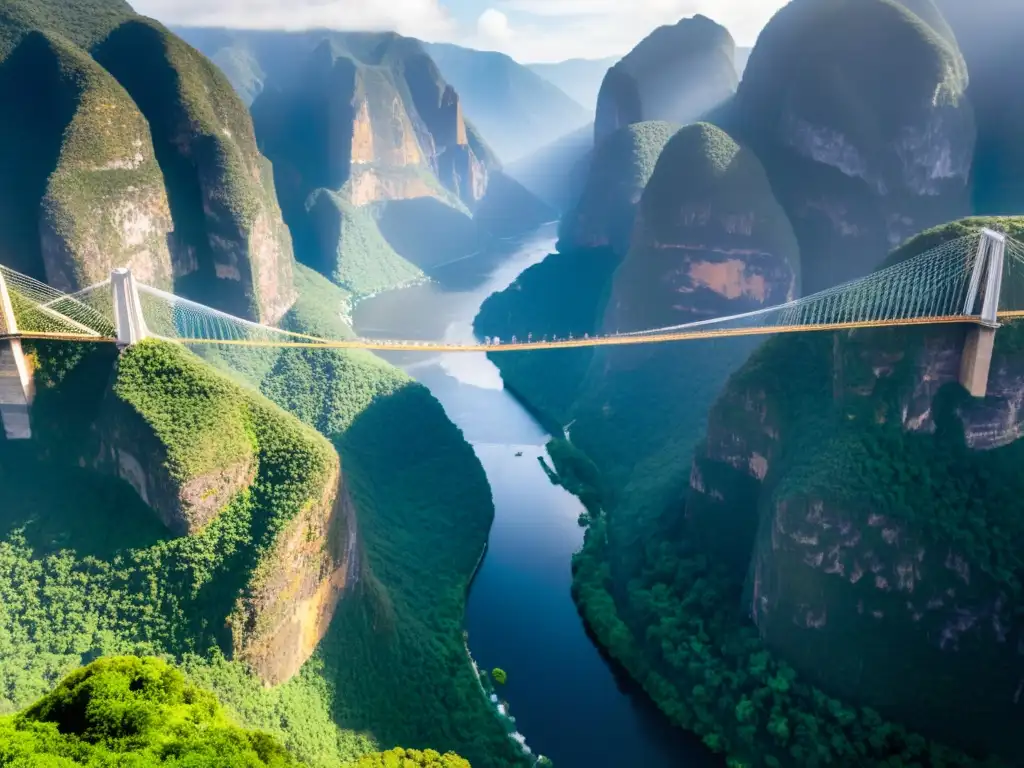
736, 0, 974, 292
0, 3, 296, 323
33, 36, 173, 292
604, 123, 799, 336
231, 453, 359, 685
93, 20, 296, 323
687, 218, 1024, 761
73, 340, 356, 686
594, 15, 737, 144
559, 121, 678, 256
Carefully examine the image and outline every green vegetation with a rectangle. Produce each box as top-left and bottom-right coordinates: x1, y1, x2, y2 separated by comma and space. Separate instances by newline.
344, 748, 471, 768
475, 246, 620, 429
93, 17, 294, 321
0, 656, 301, 766
0, 0, 132, 59
306, 190, 422, 295
234, 275, 526, 766
490, 669, 507, 686
115, 342, 258, 484
0, 656, 472, 768
595, 15, 737, 142
5, 266, 521, 765
38, 33, 172, 291
560, 120, 679, 254
565, 219, 1024, 765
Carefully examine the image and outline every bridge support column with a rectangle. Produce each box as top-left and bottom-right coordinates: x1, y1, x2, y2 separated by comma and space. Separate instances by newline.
958, 228, 1006, 398
0, 271, 34, 440
960, 326, 996, 398
111, 268, 147, 347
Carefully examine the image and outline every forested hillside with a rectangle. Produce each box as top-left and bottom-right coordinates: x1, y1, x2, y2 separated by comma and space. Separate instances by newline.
178, 27, 554, 286
0, 656, 472, 767
475, 2, 1024, 765
0, 0, 295, 323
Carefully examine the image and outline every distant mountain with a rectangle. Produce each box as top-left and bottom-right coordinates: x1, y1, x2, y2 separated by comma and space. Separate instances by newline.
0, 1, 295, 323
527, 56, 619, 111
423, 42, 591, 164
735, 46, 752, 77
178, 28, 553, 287
595, 15, 738, 144
505, 123, 593, 213
934, 0, 1024, 214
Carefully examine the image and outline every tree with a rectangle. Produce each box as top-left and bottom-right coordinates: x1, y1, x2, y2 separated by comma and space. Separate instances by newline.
491, 668, 508, 685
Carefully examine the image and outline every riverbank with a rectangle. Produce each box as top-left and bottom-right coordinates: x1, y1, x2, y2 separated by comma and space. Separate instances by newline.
353, 226, 715, 768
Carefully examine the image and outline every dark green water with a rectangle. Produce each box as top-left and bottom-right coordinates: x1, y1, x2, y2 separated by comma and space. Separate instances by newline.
354, 225, 716, 768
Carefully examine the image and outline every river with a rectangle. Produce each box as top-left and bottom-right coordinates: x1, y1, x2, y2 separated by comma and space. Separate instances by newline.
354, 224, 715, 768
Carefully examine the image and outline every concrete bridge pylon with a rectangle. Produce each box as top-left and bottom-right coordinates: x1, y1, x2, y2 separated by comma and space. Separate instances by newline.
0, 271, 34, 440
959, 229, 1006, 398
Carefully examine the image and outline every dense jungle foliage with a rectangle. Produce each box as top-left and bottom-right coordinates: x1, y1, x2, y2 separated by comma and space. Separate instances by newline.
0, 267, 521, 766
567, 221, 1024, 766
479, 215, 1023, 765
0, 656, 472, 767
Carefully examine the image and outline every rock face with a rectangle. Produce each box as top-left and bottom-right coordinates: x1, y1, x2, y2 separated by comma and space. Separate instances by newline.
93, 20, 296, 323
0, 4, 296, 323
232, 457, 359, 685
594, 15, 737, 144
560, 121, 679, 255
242, 33, 497, 289
736, 0, 974, 293
85, 340, 356, 687
687, 219, 1024, 761
604, 123, 799, 333
247, 33, 493, 214
424, 42, 592, 163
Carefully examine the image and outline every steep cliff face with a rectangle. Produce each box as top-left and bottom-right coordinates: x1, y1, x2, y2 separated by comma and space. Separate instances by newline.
244, 34, 498, 291
0, 15, 172, 286
594, 15, 737, 144
737, 0, 974, 292
93, 20, 296, 323
0, 3, 297, 323
688, 218, 1024, 761
425, 42, 592, 163
560, 121, 678, 255
231, 449, 358, 686
604, 123, 799, 333
56, 340, 355, 687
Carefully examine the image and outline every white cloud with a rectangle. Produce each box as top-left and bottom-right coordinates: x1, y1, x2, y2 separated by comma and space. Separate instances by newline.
477, 8, 514, 40
131, 0, 457, 40
495, 0, 788, 61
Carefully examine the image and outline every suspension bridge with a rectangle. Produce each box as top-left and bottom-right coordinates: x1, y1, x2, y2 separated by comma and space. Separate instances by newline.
1, 228, 1022, 439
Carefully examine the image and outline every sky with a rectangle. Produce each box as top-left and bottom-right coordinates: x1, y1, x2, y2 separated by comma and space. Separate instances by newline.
131, 0, 789, 63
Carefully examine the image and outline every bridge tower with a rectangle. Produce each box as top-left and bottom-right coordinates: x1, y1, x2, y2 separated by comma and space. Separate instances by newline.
111, 268, 147, 347
959, 228, 1006, 398
0, 271, 34, 440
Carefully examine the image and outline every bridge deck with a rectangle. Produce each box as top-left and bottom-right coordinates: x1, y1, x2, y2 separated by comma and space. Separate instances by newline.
0, 314, 990, 352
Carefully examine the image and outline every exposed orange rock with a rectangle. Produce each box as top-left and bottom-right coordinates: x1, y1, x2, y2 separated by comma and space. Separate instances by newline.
350, 99, 375, 164
231, 456, 359, 686
347, 168, 435, 206
686, 258, 768, 301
